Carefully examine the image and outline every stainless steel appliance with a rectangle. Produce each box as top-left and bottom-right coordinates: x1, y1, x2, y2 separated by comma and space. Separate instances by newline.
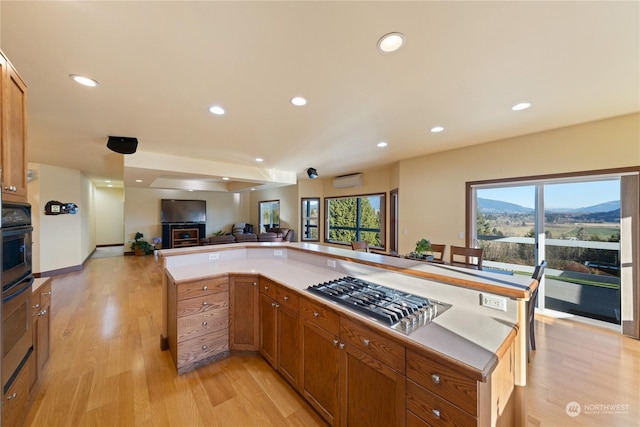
307, 276, 451, 335
1, 201, 34, 392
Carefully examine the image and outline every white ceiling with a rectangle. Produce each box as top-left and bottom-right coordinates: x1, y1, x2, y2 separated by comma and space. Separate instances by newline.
1, 1, 638, 190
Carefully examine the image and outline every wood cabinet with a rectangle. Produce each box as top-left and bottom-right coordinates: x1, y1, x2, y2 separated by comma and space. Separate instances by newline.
0, 50, 28, 202
339, 316, 406, 427
229, 275, 260, 351
167, 275, 229, 374
258, 278, 299, 389
170, 227, 200, 248
30, 278, 52, 391
2, 353, 31, 427
300, 297, 341, 426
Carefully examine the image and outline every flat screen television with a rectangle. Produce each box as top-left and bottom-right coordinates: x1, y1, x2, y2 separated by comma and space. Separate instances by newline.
161, 199, 206, 223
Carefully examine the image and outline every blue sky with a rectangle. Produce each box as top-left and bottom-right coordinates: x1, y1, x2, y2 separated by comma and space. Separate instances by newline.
478, 179, 620, 209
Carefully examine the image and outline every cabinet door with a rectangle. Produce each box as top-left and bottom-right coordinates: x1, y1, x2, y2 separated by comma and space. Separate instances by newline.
1, 61, 28, 201
259, 293, 277, 367
301, 318, 340, 426
340, 344, 406, 427
277, 304, 299, 388
230, 276, 260, 351
3, 356, 31, 427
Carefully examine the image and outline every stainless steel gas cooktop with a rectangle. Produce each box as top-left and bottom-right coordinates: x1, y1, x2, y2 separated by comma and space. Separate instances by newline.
306, 276, 451, 335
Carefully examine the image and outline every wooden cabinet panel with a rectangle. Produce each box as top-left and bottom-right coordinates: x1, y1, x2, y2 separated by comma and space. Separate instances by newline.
299, 296, 339, 336
2, 355, 31, 427
340, 343, 406, 427
407, 379, 476, 427
259, 292, 277, 368
177, 307, 229, 341
31, 278, 52, 391
407, 410, 430, 427
177, 276, 228, 301
260, 279, 277, 299
276, 286, 299, 311
406, 349, 478, 417
177, 328, 229, 369
230, 275, 260, 351
340, 316, 405, 374
171, 228, 199, 248
301, 318, 340, 426
177, 290, 229, 318
277, 304, 299, 388
1, 53, 28, 202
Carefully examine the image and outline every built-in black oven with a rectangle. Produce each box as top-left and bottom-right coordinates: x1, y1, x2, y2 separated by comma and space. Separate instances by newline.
2, 201, 34, 392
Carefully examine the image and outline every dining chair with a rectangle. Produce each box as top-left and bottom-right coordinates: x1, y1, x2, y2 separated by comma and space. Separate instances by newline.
528, 260, 547, 361
429, 244, 446, 264
351, 241, 370, 253
449, 246, 483, 270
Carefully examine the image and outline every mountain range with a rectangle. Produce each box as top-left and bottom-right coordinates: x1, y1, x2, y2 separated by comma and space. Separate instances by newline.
478, 198, 620, 214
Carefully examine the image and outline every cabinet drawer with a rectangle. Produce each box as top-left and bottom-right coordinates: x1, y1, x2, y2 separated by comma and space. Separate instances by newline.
407, 379, 476, 427
177, 308, 229, 342
178, 328, 229, 368
276, 286, 299, 311
406, 349, 477, 416
177, 276, 228, 301
260, 279, 277, 299
177, 291, 229, 318
299, 297, 339, 336
340, 317, 405, 373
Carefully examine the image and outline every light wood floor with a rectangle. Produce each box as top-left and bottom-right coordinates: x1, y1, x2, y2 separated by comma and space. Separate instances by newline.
24, 255, 639, 426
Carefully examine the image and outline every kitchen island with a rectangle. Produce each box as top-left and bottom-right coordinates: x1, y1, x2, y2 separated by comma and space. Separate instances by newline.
160, 243, 535, 427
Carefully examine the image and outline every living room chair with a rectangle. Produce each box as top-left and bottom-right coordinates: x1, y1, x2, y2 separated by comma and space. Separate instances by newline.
528, 260, 547, 361
351, 241, 370, 252
449, 246, 483, 270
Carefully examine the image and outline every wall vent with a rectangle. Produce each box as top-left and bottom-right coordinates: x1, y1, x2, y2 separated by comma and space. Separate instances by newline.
333, 173, 364, 189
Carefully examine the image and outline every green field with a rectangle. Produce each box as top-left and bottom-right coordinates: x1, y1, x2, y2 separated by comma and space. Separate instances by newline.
489, 222, 619, 241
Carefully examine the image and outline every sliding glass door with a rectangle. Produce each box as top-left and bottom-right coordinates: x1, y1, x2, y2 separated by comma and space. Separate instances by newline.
473, 176, 622, 325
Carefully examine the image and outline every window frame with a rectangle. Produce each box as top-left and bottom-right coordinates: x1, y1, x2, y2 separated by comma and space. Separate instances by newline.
301, 197, 320, 242
259, 199, 280, 233
324, 192, 386, 250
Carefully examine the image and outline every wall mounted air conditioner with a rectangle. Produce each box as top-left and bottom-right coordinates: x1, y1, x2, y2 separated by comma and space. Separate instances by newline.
333, 173, 364, 189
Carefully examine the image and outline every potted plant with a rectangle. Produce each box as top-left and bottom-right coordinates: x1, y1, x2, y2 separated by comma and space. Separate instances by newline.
410, 238, 432, 259
131, 232, 152, 256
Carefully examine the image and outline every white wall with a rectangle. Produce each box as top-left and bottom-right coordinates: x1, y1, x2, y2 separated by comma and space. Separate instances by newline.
95, 187, 124, 245
27, 163, 93, 274
123, 188, 251, 248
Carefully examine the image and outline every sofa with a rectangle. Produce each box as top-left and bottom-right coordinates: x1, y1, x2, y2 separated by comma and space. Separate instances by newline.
200, 227, 293, 245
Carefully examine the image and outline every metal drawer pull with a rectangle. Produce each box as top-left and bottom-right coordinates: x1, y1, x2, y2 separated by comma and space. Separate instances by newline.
272, 302, 277, 307
275, 303, 280, 308
203, 286, 208, 290
338, 343, 345, 349
202, 345, 208, 350
333, 339, 339, 346
6, 392, 17, 400
264, 286, 269, 290
202, 302, 208, 306
33, 303, 40, 309
40, 309, 47, 316
202, 321, 208, 326
431, 374, 440, 384
283, 295, 289, 301
253, 282, 257, 286
45, 291, 52, 296
432, 409, 441, 418
313, 312, 320, 317
363, 339, 370, 347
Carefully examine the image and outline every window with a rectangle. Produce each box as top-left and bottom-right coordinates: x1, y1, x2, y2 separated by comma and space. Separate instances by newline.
259, 200, 280, 233
325, 193, 385, 249
301, 198, 320, 241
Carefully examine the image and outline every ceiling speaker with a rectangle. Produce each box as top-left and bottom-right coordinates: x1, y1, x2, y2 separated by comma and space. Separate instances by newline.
107, 136, 138, 154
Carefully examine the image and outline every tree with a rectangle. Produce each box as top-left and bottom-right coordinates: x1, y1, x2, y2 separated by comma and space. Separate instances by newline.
328, 197, 381, 246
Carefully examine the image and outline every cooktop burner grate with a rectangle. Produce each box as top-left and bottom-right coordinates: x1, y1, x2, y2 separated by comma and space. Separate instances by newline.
306, 276, 451, 334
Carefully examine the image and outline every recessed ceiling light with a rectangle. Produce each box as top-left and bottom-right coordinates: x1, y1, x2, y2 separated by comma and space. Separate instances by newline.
377, 141, 388, 147
291, 96, 307, 106
255, 158, 264, 162
251, 188, 255, 191
430, 126, 445, 133
69, 74, 99, 87
377, 32, 405, 53
105, 180, 111, 183
209, 105, 225, 115
222, 177, 230, 181
135, 179, 143, 183
512, 102, 531, 111
107, 184, 113, 188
